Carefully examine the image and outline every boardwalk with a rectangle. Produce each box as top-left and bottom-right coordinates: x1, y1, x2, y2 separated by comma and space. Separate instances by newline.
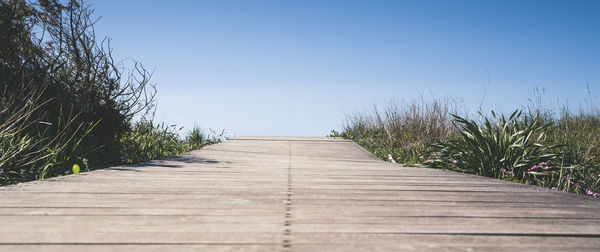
1, 137, 599, 251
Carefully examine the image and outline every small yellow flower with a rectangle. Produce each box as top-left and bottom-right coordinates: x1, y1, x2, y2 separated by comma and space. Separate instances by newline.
72, 164, 80, 175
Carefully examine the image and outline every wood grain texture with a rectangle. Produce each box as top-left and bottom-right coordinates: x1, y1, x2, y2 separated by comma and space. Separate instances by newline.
1, 137, 599, 251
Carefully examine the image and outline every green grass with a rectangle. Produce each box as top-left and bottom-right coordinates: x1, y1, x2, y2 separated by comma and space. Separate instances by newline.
0, 0, 227, 185
333, 93, 600, 197
120, 122, 226, 164
0, 84, 99, 185
0, 82, 224, 185
0, 110, 226, 185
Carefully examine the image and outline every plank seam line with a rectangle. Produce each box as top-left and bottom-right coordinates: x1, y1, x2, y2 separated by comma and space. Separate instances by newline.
291, 232, 600, 238
0, 243, 282, 246
1, 214, 598, 220
282, 140, 293, 250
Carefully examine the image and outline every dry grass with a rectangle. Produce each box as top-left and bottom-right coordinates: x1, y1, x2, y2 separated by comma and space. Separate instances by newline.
334, 89, 600, 196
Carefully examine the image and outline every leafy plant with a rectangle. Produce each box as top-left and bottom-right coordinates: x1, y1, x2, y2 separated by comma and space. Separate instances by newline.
425, 111, 559, 180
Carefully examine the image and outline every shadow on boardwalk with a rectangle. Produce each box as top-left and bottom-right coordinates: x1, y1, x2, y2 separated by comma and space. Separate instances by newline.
106, 154, 225, 171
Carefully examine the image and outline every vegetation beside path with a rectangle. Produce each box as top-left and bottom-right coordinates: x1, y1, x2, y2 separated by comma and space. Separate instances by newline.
332, 91, 600, 197
0, 0, 224, 185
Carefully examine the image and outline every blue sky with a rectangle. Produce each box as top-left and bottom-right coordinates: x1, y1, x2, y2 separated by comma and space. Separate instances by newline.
91, 0, 599, 136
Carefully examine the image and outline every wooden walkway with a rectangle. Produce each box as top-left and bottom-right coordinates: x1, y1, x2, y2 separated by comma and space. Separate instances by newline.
1, 137, 600, 251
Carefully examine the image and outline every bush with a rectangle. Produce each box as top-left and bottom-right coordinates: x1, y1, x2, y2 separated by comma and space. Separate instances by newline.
0, 0, 156, 184
0, 0, 227, 185
1, 0, 156, 168
424, 111, 559, 180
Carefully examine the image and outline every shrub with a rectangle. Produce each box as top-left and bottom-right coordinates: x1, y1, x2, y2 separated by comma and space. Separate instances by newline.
1, 0, 156, 184
1, 1, 223, 184
424, 111, 559, 180
1, 0, 156, 168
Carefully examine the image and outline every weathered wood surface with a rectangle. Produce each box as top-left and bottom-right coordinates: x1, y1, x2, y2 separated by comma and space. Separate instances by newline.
1, 137, 599, 251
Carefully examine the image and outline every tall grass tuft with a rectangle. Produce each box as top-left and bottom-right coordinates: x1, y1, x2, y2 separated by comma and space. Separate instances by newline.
120, 122, 227, 164
120, 121, 185, 164
331, 97, 458, 164
0, 80, 98, 185
185, 125, 226, 150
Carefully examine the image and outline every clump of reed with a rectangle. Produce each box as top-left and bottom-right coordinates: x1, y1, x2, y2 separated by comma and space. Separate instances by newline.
331, 97, 458, 164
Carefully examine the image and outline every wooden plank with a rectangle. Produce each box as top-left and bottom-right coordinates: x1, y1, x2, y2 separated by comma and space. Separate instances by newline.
0, 137, 599, 251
